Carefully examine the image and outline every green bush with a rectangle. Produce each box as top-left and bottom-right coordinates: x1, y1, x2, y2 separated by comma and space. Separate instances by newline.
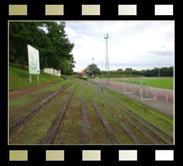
78, 76, 87, 81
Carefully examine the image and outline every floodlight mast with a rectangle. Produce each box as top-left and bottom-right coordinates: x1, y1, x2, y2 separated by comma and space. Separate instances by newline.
104, 34, 109, 85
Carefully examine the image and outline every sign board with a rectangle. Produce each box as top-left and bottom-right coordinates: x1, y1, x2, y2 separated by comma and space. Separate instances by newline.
27, 44, 40, 74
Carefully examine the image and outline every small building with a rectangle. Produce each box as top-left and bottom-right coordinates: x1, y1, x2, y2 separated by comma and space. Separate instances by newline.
81, 70, 85, 75
43, 68, 61, 76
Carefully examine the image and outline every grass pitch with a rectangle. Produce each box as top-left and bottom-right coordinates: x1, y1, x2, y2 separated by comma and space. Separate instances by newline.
114, 77, 173, 90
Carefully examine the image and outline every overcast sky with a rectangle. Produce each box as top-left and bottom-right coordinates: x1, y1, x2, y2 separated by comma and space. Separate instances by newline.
64, 21, 174, 72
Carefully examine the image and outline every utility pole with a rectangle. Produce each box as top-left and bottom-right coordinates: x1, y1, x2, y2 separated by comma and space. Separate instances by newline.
104, 34, 109, 85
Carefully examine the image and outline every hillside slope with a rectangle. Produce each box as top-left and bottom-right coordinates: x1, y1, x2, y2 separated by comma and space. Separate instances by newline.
9, 63, 64, 90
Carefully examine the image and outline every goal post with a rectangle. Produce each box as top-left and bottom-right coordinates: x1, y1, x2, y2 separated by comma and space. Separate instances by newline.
140, 81, 156, 100
122, 79, 156, 101
123, 79, 135, 94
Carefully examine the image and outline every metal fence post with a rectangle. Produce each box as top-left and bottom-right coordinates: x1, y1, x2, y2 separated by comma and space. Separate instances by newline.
155, 91, 157, 99
29, 74, 32, 83
166, 93, 168, 103
37, 74, 39, 82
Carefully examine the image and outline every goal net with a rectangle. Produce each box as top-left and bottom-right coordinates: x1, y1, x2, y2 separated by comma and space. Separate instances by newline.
140, 81, 156, 100
123, 79, 135, 94
122, 79, 155, 100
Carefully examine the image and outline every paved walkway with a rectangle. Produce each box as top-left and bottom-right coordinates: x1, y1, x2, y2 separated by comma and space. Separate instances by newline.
102, 84, 174, 117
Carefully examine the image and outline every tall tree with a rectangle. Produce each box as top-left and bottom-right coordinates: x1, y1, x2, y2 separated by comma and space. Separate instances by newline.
9, 22, 75, 74
85, 64, 101, 75
9, 22, 52, 68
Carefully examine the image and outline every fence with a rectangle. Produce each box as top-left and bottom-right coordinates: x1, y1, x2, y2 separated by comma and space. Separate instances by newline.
94, 79, 173, 104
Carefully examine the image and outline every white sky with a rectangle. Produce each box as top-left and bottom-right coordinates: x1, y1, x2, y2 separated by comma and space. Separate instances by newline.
64, 21, 174, 72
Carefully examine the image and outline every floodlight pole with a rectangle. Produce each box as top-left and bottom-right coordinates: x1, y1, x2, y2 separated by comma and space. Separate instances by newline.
104, 34, 109, 85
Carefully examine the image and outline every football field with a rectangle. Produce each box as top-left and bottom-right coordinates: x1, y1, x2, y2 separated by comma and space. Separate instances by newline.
113, 77, 173, 90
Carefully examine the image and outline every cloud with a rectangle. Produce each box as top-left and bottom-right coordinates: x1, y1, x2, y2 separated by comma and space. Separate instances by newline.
64, 21, 174, 71
148, 50, 173, 56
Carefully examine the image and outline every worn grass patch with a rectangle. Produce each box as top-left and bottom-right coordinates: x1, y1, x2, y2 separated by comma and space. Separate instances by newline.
86, 85, 136, 144
32, 80, 70, 94
9, 81, 73, 121
9, 82, 77, 144
88, 83, 173, 144
9, 96, 33, 110
87, 84, 155, 144
102, 87, 173, 135
82, 83, 113, 144
56, 82, 83, 144
9, 81, 71, 109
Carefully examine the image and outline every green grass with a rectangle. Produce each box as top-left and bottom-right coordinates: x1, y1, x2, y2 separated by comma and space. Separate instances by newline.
10, 79, 173, 144
103, 87, 173, 136
86, 85, 136, 144
87, 83, 173, 144
9, 81, 73, 118
9, 81, 77, 144
82, 83, 113, 144
114, 77, 173, 90
56, 82, 83, 144
9, 96, 33, 110
32, 80, 70, 94
9, 63, 67, 90
61, 75, 77, 80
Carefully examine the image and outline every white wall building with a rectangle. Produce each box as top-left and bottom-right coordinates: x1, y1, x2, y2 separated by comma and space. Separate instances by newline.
43, 68, 61, 76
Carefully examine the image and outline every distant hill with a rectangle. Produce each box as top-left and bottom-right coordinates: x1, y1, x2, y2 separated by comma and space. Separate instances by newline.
9, 63, 64, 90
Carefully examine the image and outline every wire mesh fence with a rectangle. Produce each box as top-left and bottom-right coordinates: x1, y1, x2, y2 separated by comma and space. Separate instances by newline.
92, 79, 173, 104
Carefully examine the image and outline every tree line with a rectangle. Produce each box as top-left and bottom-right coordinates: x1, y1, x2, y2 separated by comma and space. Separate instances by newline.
81, 64, 173, 77
9, 22, 75, 75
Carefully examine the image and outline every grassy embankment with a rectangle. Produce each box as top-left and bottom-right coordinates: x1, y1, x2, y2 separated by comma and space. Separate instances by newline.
9, 62, 75, 121
9, 63, 76, 90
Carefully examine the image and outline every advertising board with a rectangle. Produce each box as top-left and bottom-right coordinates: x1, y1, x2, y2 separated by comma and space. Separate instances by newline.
27, 44, 40, 74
